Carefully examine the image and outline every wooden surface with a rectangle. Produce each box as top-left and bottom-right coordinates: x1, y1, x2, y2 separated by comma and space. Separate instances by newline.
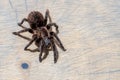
0, 0, 120, 80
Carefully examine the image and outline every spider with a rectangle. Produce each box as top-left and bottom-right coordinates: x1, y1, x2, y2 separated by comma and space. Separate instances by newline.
13, 9, 66, 63
13, 9, 66, 50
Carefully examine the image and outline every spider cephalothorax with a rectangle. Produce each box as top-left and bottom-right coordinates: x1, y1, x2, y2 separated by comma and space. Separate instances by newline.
13, 9, 66, 63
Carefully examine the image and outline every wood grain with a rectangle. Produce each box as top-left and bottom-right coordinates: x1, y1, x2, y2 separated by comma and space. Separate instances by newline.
0, 0, 120, 80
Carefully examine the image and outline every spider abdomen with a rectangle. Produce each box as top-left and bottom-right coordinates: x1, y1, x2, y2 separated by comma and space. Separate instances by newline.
27, 11, 45, 29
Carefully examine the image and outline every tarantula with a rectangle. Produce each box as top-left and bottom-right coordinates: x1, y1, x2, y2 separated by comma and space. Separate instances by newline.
13, 9, 66, 63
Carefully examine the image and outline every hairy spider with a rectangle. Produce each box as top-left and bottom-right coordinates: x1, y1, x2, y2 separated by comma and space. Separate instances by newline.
13, 9, 66, 63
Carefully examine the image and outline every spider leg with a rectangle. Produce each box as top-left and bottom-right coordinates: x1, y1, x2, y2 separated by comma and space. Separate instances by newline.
24, 36, 37, 51
12, 28, 33, 41
42, 49, 49, 61
13, 28, 32, 34
51, 32, 66, 51
24, 38, 42, 52
44, 9, 52, 25
47, 23, 59, 34
39, 40, 44, 62
13, 28, 33, 41
51, 38, 59, 63
18, 18, 28, 29
45, 9, 59, 34
25, 48, 39, 52
14, 33, 31, 41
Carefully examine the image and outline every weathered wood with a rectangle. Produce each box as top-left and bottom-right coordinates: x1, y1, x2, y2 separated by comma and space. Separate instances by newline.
0, 0, 120, 80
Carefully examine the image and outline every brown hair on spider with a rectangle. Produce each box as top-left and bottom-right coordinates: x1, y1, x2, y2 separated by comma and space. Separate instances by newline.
12, 9, 66, 63
17, 9, 59, 34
